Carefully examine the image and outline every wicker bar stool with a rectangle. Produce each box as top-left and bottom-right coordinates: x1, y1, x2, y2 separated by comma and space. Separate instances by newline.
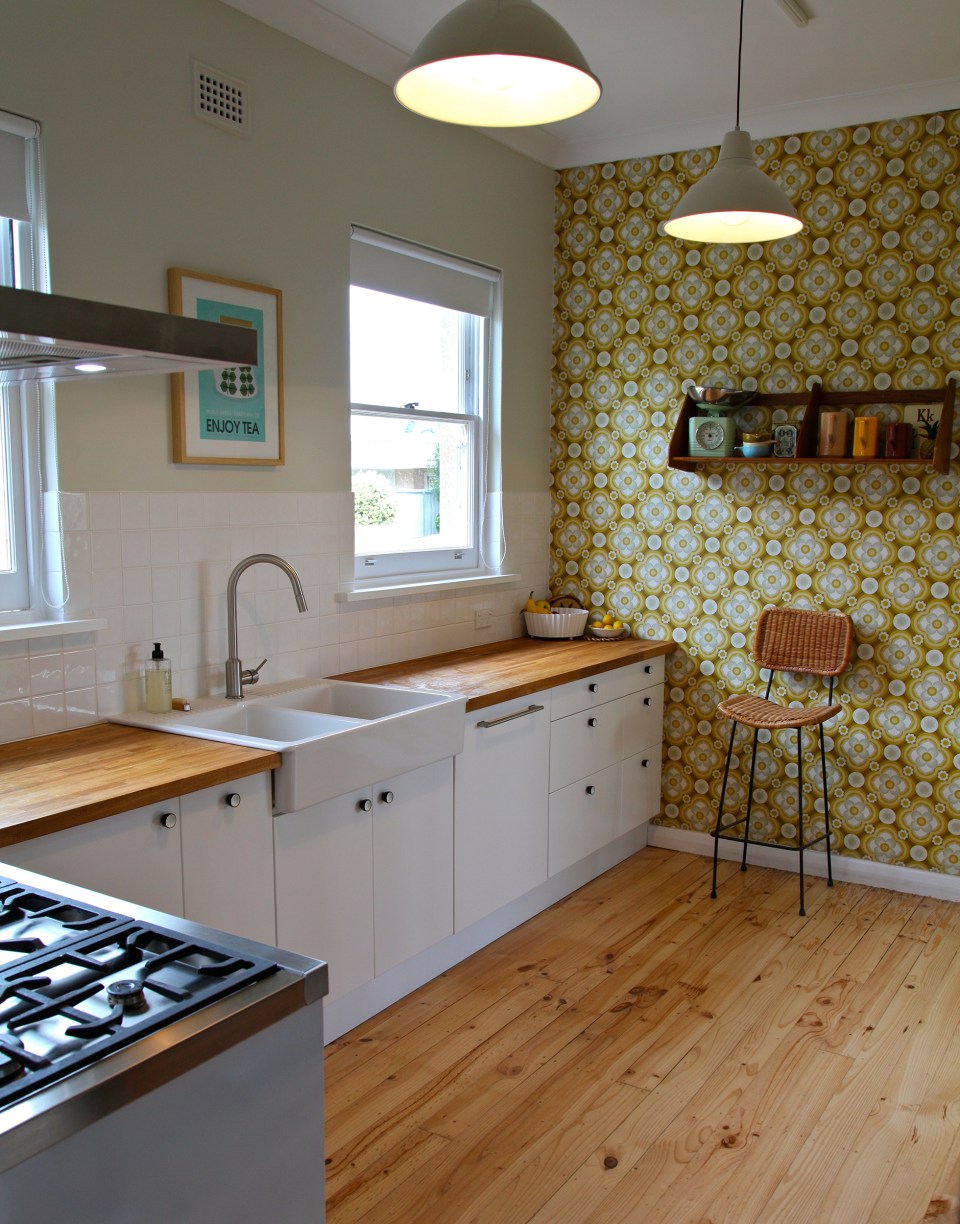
711, 607, 855, 916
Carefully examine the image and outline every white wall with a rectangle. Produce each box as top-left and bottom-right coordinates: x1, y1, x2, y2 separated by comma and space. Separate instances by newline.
0, 0, 554, 739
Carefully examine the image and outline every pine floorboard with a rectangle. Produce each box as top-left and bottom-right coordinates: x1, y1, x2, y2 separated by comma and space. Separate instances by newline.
324, 847, 960, 1223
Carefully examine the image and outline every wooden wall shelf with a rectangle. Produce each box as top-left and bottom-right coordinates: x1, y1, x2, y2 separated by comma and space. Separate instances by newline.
667, 382, 956, 475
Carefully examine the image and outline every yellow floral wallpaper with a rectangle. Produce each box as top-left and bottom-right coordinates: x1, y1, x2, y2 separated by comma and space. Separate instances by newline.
551, 110, 960, 873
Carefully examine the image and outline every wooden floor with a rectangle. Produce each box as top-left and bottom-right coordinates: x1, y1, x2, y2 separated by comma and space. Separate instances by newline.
324, 848, 960, 1223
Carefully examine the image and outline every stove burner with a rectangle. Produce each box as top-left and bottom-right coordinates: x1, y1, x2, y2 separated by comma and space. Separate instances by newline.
0, 1038, 25, 1087
0, 892, 279, 1110
106, 979, 147, 1011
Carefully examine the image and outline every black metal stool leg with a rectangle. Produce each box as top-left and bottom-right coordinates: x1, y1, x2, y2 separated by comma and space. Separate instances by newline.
712, 720, 738, 900
741, 727, 761, 872
820, 723, 833, 887
797, 726, 805, 917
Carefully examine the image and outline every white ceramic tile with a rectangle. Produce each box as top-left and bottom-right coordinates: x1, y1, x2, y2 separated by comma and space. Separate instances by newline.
32, 692, 67, 736
63, 649, 96, 690
120, 492, 151, 530
149, 492, 180, 530
88, 491, 121, 532
151, 530, 180, 567
121, 530, 152, 569
91, 531, 122, 571
0, 699, 33, 743
29, 653, 64, 697
122, 567, 153, 607
0, 658, 30, 702
65, 687, 99, 728
59, 492, 88, 532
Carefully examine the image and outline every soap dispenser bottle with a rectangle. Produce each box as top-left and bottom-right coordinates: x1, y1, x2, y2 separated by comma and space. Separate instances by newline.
144, 642, 173, 713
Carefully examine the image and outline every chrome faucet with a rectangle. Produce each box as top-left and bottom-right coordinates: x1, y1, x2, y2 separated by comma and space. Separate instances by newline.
225, 553, 308, 699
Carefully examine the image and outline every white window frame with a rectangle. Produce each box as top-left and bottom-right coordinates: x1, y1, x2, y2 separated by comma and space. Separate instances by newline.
348, 226, 503, 588
0, 110, 63, 630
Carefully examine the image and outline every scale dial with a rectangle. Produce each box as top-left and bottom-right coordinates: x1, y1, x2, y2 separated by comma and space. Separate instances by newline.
694, 419, 726, 450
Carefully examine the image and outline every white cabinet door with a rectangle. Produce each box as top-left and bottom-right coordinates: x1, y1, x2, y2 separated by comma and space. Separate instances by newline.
274, 787, 375, 1002
548, 762, 621, 877
2, 802, 184, 916
620, 686, 665, 759
454, 695, 550, 931
619, 749, 663, 834
373, 758, 453, 976
180, 774, 275, 945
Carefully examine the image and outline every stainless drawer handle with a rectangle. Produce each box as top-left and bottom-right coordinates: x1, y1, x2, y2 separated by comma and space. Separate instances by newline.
158, 812, 177, 830
225, 792, 242, 808
476, 703, 544, 729
588, 717, 598, 728
589, 683, 599, 693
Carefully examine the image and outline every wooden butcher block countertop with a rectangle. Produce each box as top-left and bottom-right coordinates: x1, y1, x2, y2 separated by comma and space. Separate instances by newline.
0, 724, 280, 848
336, 635, 675, 712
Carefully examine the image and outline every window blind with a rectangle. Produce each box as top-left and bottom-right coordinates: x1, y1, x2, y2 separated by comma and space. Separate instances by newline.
0, 110, 40, 223
350, 225, 499, 318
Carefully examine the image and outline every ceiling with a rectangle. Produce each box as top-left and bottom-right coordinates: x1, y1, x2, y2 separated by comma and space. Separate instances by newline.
222, 0, 960, 167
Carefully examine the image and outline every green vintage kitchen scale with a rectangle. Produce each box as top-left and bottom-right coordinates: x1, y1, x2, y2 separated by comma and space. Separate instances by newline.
687, 386, 756, 458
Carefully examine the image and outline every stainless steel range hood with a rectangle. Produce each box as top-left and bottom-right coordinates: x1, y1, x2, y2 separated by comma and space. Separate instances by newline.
0, 285, 258, 383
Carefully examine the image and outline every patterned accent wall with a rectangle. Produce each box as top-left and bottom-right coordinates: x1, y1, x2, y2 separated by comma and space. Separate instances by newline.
551, 110, 960, 873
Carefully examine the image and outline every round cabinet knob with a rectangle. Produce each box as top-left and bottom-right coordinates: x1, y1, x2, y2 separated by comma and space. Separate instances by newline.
587, 717, 598, 728
380, 790, 395, 805
643, 697, 652, 707
159, 811, 177, 829
585, 785, 596, 795
225, 792, 242, 808
644, 664, 652, 674
589, 683, 599, 693
358, 798, 373, 812
642, 759, 650, 769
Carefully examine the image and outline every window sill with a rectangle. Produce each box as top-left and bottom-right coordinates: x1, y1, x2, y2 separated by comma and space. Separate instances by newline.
336, 572, 521, 603
0, 617, 107, 644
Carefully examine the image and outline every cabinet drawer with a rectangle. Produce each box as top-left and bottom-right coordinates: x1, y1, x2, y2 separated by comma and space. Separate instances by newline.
620, 685, 665, 759
550, 657, 664, 720
619, 749, 663, 833
548, 763, 621, 876
550, 700, 623, 792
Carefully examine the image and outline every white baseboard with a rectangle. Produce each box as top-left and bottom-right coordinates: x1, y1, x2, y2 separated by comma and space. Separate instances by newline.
647, 824, 960, 903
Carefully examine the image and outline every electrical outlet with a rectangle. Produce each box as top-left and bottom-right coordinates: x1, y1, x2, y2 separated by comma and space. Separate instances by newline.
474, 608, 493, 630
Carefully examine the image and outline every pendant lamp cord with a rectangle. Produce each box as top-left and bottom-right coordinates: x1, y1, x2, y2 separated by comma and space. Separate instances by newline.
735, 0, 745, 129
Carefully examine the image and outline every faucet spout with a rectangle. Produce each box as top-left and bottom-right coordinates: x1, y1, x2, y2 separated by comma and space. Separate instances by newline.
225, 553, 309, 699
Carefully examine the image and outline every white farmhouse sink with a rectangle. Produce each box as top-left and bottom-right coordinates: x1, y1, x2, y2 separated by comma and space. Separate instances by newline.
110, 678, 466, 813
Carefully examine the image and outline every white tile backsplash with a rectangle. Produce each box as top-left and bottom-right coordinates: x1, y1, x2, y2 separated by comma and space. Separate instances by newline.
0, 489, 549, 743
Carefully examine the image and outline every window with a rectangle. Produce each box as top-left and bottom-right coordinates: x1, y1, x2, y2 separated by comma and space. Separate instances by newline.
349, 227, 501, 583
0, 112, 55, 626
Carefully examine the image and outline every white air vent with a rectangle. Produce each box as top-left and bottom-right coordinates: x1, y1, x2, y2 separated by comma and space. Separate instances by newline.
193, 61, 249, 135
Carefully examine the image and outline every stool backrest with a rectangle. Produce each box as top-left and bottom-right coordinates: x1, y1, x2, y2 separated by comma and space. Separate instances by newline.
753, 607, 855, 677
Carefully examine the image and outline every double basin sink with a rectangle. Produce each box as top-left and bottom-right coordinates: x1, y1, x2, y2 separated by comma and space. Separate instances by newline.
111, 679, 466, 813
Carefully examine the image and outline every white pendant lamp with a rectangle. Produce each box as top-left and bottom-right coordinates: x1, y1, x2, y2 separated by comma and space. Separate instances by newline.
395, 0, 601, 128
664, 0, 802, 243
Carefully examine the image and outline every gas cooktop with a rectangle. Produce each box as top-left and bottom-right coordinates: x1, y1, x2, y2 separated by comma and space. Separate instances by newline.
0, 873, 278, 1108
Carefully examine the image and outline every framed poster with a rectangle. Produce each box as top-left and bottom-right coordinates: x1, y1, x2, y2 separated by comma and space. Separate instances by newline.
168, 268, 284, 465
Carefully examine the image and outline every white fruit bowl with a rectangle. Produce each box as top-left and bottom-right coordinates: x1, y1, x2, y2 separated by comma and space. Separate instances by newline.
586, 624, 630, 640
523, 609, 589, 639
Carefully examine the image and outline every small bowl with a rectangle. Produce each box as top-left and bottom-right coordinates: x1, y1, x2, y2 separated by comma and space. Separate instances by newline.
739, 441, 773, 458
586, 625, 630, 640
